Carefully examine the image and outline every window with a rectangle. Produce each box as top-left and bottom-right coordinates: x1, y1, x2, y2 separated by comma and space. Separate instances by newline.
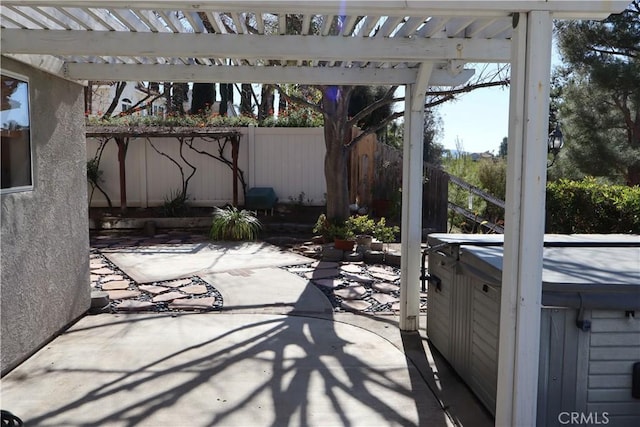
121, 97, 132, 113
152, 104, 165, 117
1, 71, 32, 193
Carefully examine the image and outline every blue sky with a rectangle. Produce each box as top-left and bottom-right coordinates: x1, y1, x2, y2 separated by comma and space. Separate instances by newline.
438, 86, 510, 154
438, 43, 562, 154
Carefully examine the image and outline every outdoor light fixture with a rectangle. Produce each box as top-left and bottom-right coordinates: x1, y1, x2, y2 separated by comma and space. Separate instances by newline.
547, 124, 564, 167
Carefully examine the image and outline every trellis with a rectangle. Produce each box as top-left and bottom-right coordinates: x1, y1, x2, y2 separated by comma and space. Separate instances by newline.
2, 2, 629, 424
86, 127, 243, 210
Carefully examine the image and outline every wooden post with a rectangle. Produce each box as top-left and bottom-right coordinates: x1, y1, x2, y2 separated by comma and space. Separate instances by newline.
496, 11, 552, 426
399, 84, 425, 331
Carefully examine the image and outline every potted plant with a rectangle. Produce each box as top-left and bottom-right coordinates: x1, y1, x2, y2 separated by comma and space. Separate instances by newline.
346, 215, 375, 250
210, 206, 261, 241
373, 217, 399, 250
329, 223, 356, 251
313, 214, 356, 250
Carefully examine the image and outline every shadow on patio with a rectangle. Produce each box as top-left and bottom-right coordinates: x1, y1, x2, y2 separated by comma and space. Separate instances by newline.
1, 289, 452, 426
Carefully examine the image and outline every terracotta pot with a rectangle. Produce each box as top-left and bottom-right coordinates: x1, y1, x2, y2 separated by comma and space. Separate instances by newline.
334, 238, 356, 251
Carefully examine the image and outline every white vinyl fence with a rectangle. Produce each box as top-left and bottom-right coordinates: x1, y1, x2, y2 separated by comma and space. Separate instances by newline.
87, 127, 327, 208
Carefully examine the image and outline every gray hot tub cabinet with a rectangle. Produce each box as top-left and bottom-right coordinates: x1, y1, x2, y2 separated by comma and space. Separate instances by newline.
426, 234, 640, 427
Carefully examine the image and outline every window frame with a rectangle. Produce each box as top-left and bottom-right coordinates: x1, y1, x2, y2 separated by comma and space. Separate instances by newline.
1, 69, 34, 194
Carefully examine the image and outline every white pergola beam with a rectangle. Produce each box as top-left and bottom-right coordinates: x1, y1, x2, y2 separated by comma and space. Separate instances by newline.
63, 62, 474, 86
1, 29, 511, 62
496, 11, 552, 426
411, 62, 433, 111
2, 1, 629, 19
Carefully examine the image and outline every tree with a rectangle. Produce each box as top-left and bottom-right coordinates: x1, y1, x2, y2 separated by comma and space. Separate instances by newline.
424, 111, 444, 165
498, 137, 508, 158
219, 83, 234, 116
280, 70, 509, 221
191, 83, 216, 115
555, 1, 640, 185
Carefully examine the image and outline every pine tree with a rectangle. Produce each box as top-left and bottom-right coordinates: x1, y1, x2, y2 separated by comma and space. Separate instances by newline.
555, 1, 640, 185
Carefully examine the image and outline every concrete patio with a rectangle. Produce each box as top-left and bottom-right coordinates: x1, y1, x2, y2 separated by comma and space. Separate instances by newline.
0, 239, 493, 427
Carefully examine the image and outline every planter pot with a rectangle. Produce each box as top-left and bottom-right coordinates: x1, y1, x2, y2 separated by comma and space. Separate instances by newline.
334, 238, 356, 251
356, 234, 373, 252
370, 240, 384, 251
356, 234, 373, 246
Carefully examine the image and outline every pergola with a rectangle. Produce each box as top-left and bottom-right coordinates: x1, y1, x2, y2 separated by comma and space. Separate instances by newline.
0, 1, 629, 425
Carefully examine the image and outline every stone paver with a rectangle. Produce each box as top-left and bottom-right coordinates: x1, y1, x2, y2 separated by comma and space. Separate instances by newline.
391, 301, 401, 311
334, 285, 368, 300
181, 285, 208, 295
101, 280, 130, 291
91, 267, 114, 275
368, 266, 392, 275
100, 274, 125, 282
162, 278, 193, 288
89, 234, 411, 317
371, 293, 398, 305
373, 282, 400, 293
116, 300, 155, 311
169, 297, 217, 310
138, 285, 170, 295
107, 290, 141, 300
341, 299, 372, 311
370, 271, 400, 282
341, 272, 373, 284
152, 291, 189, 303
340, 264, 362, 274
312, 278, 344, 289
304, 269, 340, 280
309, 261, 339, 269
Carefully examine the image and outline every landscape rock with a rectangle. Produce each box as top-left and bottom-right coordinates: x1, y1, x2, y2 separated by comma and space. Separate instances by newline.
138, 285, 170, 295
181, 285, 208, 295
107, 290, 141, 300
102, 280, 131, 291
162, 278, 193, 288
341, 300, 372, 312
152, 291, 189, 303
334, 285, 368, 300
304, 269, 340, 280
116, 300, 155, 311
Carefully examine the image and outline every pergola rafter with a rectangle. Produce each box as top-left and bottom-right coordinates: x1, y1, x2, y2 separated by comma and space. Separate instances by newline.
0, 2, 630, 426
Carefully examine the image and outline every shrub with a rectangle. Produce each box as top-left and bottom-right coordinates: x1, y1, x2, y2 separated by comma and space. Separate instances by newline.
210, 206, 261, 241
345, 215, 376, 235
546, 178, 640, 233
477, 159, 506, 223
313, 214, 355, 240
163, 189, 190, 217
373, 217, 399, 242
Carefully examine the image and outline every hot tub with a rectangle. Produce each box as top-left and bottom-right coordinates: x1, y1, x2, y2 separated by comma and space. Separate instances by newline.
425, 234, 640, 426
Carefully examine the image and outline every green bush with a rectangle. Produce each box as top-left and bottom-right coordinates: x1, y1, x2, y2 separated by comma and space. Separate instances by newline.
313, 213, 399, 242
546, 178, 640, 233
210, 206, 261, 240
345, 215, 376, 235
477, 159, 506, 223
163, 189, 190, 217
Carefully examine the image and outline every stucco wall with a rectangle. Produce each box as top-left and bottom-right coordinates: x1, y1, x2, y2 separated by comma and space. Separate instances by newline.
1, 57, 90, 375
